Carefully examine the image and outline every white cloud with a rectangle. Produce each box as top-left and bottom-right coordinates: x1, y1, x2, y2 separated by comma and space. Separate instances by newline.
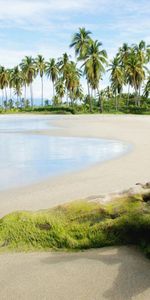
0, 0, 149, 43
0, 49, 34, 67
0, 0, 96, 22
0, 0, 149, 98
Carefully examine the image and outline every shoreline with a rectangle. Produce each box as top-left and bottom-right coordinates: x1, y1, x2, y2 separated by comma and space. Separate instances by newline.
0, 114, 150, 217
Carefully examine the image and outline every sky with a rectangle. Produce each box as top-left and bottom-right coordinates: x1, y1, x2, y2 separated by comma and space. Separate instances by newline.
0, 0, 150, 99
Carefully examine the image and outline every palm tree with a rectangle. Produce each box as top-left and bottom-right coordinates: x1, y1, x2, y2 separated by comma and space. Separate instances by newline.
55, 77, 65, 103
134, 41, 147, 103
21, 70, 28, 102
65, 62, 81, 105
7, 69, 14, 100
117, 43, 131, 102
58, 53, 70, 74
144, 75, 150, 98
35, 55, 45, 106
126, 49, 145, 106
70, 27, 92, 59
69, 84, 84, 106
146, 45, 150, 63
118, 43, 130, 65
20, 56, 36, 106
74, 85, 84, 102
133, 40, 146, 65
58, 57, 82, 105
108, 57, 124, 110
45, 58, 58, 99
0, 66, 9, 106
58, 53, 71, 103
11, 66, 23, 104
104, 86, 113, 101
70, 27, 92, 101
82, 40, 107, 112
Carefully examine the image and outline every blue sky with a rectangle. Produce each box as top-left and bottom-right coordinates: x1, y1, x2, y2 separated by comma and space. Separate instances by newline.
0, 0, 150, 98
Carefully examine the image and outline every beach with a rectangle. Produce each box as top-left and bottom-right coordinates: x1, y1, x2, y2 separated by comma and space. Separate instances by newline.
0, 114, 150, 216
0, 246, 150, 300
0, 114, 150, 300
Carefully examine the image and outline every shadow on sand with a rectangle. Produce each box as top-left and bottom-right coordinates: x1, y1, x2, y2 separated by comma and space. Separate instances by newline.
42, 246, 150, 300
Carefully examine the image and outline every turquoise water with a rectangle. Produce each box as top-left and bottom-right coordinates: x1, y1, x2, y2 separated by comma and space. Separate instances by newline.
0, 116, 130, 191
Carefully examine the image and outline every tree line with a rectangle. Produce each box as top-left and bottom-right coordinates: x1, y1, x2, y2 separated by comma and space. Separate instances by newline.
0, 27, 150, 112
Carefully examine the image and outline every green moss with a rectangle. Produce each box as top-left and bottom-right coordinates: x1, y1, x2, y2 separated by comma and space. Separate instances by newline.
0, 194, 150, 257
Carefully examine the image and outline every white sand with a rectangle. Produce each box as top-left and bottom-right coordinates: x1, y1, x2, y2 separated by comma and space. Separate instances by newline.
0, 114, 150, 216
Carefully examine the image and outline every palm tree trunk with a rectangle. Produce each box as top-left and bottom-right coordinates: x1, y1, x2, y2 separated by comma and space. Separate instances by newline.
119, 92, 122, 110
53, 81, 55, 99
89, 95, 92, 112
135, 88, 138, 106
5, 87, 8, 104
138, 86, 141, 107
87, 82, 90, 97
30, 82, 33, 107
1, 89, 4, 107
9, 88, 12, 100
70, 97, 73, 106
24, 84, 27, 101
133, 76, 138, 106
115, 92, 118, 111
87, 83, 92, 112
97, 89, 102, 113
127, 84, 130, 107
66, 90, 69, 106
41, 75, 44, 106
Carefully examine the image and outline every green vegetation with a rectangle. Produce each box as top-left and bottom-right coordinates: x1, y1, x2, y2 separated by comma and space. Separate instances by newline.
0, 192, 150, 257
0, 28, 149, 114
1, 98, 150, 115
0, 105, 76, 115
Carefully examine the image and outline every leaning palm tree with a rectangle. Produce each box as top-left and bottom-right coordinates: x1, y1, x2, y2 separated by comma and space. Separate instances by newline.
82, 40, 107, 112
35, 55, 45, 106
70, 27, 92, 59
20, 56, 36, 106
45, 58, 58, 99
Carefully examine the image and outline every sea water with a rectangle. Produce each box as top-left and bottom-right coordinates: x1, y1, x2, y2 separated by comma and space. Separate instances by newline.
0, 115, 130, 191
